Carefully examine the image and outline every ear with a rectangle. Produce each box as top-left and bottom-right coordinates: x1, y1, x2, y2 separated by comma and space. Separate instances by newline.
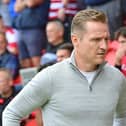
59, 30, 64, 37
71, 34, 79, 47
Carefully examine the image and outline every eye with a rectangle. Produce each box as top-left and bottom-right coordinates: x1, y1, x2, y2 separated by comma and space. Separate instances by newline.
119, 41, 126, 44
92, 38, 102, 43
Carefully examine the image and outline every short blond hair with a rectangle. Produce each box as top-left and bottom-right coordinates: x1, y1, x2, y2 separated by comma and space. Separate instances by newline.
71, 9, 108, 35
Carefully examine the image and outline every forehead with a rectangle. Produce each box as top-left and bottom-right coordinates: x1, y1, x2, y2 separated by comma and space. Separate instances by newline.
47, 22, 57, 29
57, 49, 70, 55
84, 21, 109, 37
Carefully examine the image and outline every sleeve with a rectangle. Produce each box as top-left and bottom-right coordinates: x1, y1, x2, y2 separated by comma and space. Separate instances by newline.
2, 68, 52, 126
113, 117, 126, 126
115, 77, 126, 118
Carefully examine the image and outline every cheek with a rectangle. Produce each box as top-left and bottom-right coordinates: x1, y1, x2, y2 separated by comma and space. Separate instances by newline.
79, 43, 91, 52
0, 85, 5, 90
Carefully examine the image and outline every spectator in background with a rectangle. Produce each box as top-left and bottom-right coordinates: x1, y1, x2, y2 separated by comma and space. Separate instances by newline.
84, 0, 126, 39
2, 0, 19, 55
49, 0, 78, 21
0, 15, 19, 55
46, 19, 65, 54
40, 19, 65, 65
114, 27, 126, 76
49, 0, 78, 42
40, 43, 73, 68
13, 0, 50, 68
0, 68, 22, 126
56, 43, 73, 62
105, 26, 126, 77
3, 9, 126, 126
0, 31, 19, 80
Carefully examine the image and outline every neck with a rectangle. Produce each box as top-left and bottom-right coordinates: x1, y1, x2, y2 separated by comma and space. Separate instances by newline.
75, 52, 98, 72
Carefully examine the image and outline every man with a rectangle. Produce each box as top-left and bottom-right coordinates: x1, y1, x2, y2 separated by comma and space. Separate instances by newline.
56, 43, 73, 62
105, 27, 126, 77
0, 68, 22, 126
114, 27, 126, 76
49, 0, 78, 42
45, 19, 65, 54
0, 15, 19, 55
13, 0, 49, 68
0, 31, 19, 80
40, 19, 65, 65
3, 9, 126, 126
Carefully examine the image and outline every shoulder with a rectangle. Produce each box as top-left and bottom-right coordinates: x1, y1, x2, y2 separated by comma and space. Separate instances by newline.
38, 59, 70, 78
47, 59, 70, 72
104, 63, 125, 80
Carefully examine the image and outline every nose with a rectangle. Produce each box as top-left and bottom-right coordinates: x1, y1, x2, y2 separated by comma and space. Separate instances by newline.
99, 39, 108, 50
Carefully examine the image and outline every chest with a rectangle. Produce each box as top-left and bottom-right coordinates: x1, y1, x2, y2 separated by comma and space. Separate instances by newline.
46, 77, 120, 118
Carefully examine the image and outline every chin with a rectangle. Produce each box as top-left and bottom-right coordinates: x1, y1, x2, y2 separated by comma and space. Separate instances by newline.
96, 59, 105, 65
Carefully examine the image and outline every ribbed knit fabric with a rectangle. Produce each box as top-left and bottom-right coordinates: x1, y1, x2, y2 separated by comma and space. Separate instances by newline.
3, 53, 126, 126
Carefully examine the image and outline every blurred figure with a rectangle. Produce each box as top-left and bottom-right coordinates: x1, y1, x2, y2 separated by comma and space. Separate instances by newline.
13, 0, 50, 68
2, 0, 18, 22
49, 0, 78, 41
56, 43, 73, 62
46, 19, 65, 53
0, 15, 19, 55
0, 31, 20, 80
0, 68, 22, 126
105, 26, 126, 77
40, 19, 65, 65
114, 27, 126, 76
105, 40, 119, 66
49, 0, 78, 21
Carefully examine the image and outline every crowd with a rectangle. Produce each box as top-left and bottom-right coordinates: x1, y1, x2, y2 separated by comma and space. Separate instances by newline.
0, 0, 126, 126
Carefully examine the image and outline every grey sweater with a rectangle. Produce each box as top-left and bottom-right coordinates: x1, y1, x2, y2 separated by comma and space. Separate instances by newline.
2, 54, 126, 126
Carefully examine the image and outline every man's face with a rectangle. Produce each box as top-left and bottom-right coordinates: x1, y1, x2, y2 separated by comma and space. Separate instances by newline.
56, 49, 71, 62
46, 23, 63, 45
117, 35, 126, 53
0, 71, 12, 95
72, 21, 110, 68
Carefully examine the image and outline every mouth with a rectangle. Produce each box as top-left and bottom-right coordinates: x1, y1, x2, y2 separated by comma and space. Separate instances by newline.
97, 53, 105, 55
96, 53, 106, 58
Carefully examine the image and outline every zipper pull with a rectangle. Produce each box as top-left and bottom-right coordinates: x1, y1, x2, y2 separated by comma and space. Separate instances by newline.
88, 85, 92, 92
